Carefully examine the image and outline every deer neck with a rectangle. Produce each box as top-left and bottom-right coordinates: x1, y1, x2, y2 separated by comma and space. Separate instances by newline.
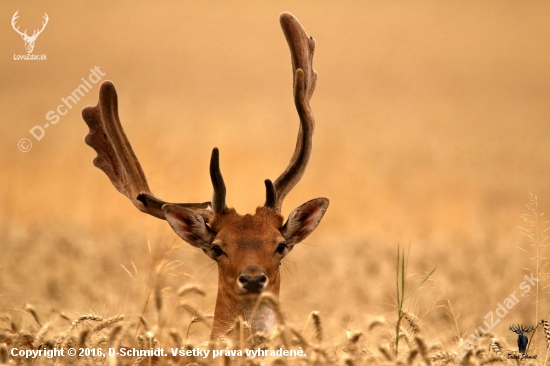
211, 281, 280, 339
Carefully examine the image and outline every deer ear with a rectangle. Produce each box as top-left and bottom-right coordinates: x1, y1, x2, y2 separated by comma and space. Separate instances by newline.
163, 205, 215, 250
281, 198, 329, 246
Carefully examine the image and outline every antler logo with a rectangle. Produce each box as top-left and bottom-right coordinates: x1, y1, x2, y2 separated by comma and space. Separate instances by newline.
11, 11, 49, 54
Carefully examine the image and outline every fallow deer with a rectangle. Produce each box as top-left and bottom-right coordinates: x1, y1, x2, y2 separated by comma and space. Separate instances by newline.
81, 12, 328, 339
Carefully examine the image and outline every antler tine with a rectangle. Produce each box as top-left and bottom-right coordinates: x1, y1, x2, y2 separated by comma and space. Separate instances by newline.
11, 11, 26, 37
34, 13, 49, 37
210, 148, 227, 214
82, 81, 212, 221
270, 12, 317, 213
264, 179, 277, 209
522, 324, 535, 332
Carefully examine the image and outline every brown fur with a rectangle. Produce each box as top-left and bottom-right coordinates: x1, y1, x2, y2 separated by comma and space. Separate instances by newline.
208, 207, 285, 338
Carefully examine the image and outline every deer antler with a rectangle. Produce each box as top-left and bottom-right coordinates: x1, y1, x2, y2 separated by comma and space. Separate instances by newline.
210, 147, 227, 214
30, 13, 48, 39
269, 12, 317, 213
82, 81, 212, 221
11, 12, 49, 40
523, 324, 535, 332
11, 11, 27, 37
509, 324, 535, 334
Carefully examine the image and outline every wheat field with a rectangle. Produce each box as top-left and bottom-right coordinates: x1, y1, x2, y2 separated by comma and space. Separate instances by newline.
1, 1, 550, 365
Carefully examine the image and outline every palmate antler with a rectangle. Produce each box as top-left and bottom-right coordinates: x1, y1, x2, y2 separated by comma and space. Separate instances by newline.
82, 12, 318, 220
267, 12, 317, 213
81, 82, 213, 221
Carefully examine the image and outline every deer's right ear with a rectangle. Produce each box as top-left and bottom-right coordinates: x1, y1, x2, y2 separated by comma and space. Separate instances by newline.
163, 205, 215, 250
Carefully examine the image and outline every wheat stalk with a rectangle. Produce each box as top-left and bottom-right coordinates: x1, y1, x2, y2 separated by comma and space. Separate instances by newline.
480, 356, 506, 365
414, 335, 431, 365
94, 315, 125, 332
378, 346, 394, 361
346, 330, 362, 344
24, 304, 41, 327
78, 329, 90, 348
343, 356, 355, 366
177, 284, 206, 297
34, 322, 50, 347
520, 193, 550, 354
289, 325, 311, 350
70, 314, 104, 331
407, 348, 419, 365
367, 317, 386, 331
107, 325, 123, 349
169, 329, 182, 348
430, 351, 454, 365
490, 338, 502, 356
139, 316, 149, 332
542, 319, 550, 346
0, 344, 8, 364
178, 303, 209, 324
310, 311, 323, 343
403, 312, 420, 334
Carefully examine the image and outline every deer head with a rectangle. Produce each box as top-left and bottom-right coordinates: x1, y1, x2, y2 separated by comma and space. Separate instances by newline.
81, 12, 327, 339
11, 11, 49, 54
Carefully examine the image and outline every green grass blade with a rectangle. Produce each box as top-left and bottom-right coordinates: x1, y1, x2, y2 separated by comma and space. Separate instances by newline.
404, 266, 437, 301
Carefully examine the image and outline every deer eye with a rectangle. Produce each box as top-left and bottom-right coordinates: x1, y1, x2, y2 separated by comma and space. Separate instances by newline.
275, 242, 288, 255
211, 245, 224, 258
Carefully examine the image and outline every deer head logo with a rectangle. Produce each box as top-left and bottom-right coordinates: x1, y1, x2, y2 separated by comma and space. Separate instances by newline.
509, 324, 535, 354
11, 11, 49, 54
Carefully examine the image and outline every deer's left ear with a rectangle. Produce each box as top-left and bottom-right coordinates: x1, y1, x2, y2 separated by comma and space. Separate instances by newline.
281, 198, 329, 246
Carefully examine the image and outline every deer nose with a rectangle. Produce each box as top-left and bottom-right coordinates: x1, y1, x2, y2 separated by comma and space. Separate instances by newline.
238, 266, 267, 293
238, 274, 267, 292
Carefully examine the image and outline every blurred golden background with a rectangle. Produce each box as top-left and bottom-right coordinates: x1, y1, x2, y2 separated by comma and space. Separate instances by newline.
1, 0, 549, 346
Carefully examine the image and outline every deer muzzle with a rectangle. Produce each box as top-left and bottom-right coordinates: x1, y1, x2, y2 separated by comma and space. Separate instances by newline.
238, 265, 268, 293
